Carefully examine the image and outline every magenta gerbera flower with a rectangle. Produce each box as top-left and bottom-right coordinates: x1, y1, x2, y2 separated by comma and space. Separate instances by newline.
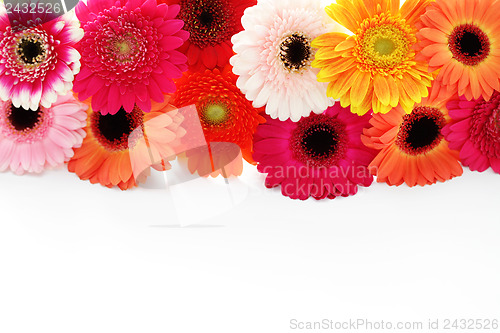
0, 92, 88, 175
443, 92, 500, 174
74, 0, 189, 115
253, 105, 376, 200
0, 7, 83, 110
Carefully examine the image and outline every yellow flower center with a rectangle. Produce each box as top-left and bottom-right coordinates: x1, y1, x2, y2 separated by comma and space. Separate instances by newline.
374, 37, 396, 55
110, 33, 139, 63
203, 103, 227, 125
354, 14, 416, 76
116, 41, 131, 55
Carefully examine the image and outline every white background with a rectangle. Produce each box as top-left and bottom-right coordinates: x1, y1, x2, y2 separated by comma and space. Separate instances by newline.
0, 162, 499, 333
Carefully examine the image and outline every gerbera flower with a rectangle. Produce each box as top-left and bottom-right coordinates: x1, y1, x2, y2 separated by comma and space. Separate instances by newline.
171, 66, 265, 177
312, 0, 434, 115
0, 7, 83, 110
0, 92, 87, 175
253, 104, 376, 200
160, 0, 255, 71
230, 0, 335, 122
68, 99, 185, 190
362, 91, 463, 186
415, 0, 500, 101
443, 92, 500, 174
74, 0, 189, 115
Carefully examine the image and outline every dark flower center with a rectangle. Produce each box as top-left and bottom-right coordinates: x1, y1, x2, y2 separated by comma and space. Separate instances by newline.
279, 33, 312, 72
397, 107, 445, 155
302, 126, 339, 159
180, 0, 234, 47
448, 24, 490, 66
17, 36, 46, 65
291, 114, 347, 167
7, 104, 43, 131
199, 10, 214, 27
92, 106, 144, 151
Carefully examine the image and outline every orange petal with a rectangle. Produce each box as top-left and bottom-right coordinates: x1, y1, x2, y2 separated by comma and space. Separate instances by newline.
350, 71, 372, 107
373, 74, 391, 106
311, 32, 349, 48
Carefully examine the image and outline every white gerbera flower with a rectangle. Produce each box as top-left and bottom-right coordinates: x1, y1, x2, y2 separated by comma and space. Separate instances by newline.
230, 0, 335, 122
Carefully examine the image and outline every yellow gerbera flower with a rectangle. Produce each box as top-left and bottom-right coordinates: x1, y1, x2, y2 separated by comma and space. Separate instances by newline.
312, 0, 434, 115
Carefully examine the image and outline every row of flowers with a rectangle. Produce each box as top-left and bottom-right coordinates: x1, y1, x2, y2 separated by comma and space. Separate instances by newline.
0, 0, 498, 200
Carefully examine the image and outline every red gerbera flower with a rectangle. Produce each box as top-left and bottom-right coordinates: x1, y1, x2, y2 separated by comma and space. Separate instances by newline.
160, 0, 256, 71
171, 65, 264, 177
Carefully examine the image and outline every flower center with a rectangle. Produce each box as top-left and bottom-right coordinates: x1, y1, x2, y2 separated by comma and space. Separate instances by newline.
354, 14, 416, 76
7, 103, 43, 131
109, 33, 140, 64
202, 103, 227, 125
396, 107, 445, 155
0, 102, 52, 143
91, 106, 144, 151
198, 96, 232, 129
279, 33, 312, 72
83, 9, 154, 84
17, 34, 47, 65
374, 37, 396, 55
290, 114, 347, 167
302, 126, 338, 158
359, 23, 409, 69
199, 10, 214, 27
448, 24, 490, 66
179, 0, 234, 47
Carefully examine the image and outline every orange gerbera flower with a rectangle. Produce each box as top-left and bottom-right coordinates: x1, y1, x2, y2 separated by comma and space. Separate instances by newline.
171, 65, 265, 177
312, 0, 434, 115
68, 98, 185, 190
415, 0, 500, 101
361, 89, 463, 186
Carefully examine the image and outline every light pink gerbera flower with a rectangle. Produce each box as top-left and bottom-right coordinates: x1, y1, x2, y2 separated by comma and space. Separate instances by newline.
443, 92, 500, 174
0, 92, 88, 175
74, 0, 189, 115
230, 0, 335, 122
0, 7, 83, 110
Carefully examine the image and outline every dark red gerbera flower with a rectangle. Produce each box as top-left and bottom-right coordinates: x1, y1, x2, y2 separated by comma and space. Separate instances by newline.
160, 0, 256, 71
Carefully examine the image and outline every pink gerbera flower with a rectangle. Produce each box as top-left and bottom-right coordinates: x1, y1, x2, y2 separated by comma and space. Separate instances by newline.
0, 7, 83, 110
253, 104, 376, 200
443, 92, 500, 174
0, 92, 88, 175
74, 0, 189, 115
